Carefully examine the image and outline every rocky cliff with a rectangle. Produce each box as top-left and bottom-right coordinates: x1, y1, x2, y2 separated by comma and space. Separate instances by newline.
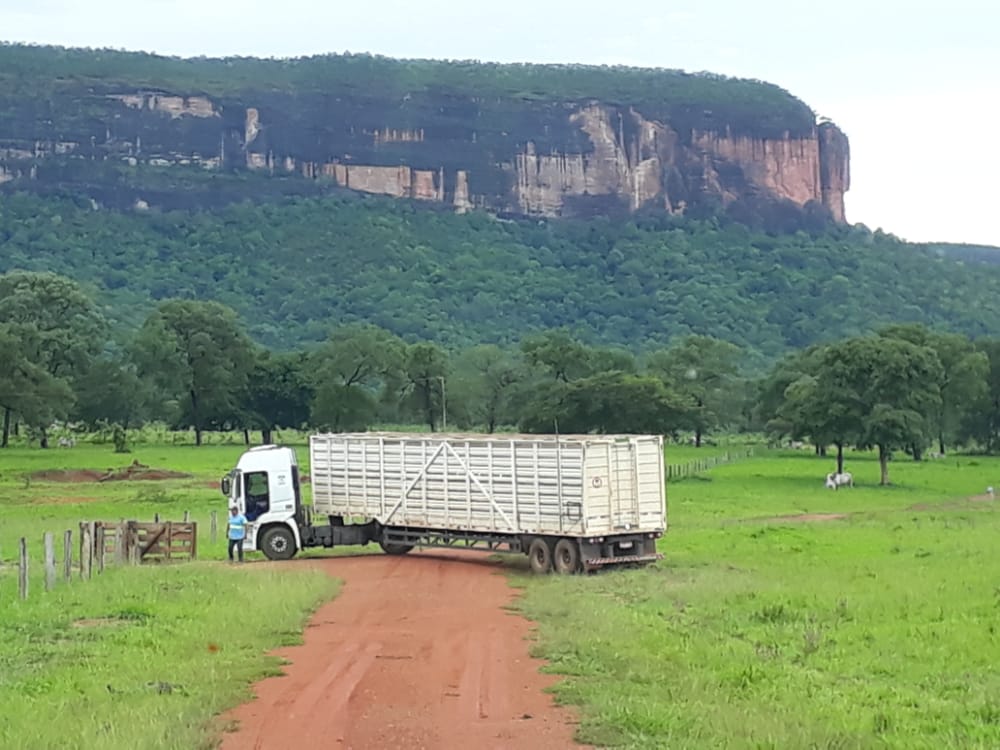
0, 45, 849, 223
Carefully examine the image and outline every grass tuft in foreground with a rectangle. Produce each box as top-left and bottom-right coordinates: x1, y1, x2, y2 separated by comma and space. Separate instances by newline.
0, 562, 335, 750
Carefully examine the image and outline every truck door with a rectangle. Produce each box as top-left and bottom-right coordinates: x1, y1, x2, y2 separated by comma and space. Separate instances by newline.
244, 471, 270, 521
610, 440, 640, 530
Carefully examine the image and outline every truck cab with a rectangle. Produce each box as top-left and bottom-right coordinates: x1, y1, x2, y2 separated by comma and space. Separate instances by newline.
220, 445, 304, 559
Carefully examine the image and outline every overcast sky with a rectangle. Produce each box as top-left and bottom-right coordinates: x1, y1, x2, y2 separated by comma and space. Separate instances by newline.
4, 0, 998, 246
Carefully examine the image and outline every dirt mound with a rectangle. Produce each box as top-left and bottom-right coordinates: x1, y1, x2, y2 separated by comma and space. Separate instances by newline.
31, 469, 105, 482
31, 461, 191, 483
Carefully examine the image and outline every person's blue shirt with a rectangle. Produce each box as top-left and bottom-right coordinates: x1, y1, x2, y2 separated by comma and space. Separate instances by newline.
228, 512, 248, 540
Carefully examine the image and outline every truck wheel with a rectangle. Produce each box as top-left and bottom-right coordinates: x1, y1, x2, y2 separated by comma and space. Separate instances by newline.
553, 538, 581, 575
260, 526, 297, 561
528, 538, 553, 574
379, 541, 414, 555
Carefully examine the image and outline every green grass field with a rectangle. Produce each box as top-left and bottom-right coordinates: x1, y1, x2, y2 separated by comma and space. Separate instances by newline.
0, 442, 335, 750
519, 450, 1000, 749
4, 439, 998, 748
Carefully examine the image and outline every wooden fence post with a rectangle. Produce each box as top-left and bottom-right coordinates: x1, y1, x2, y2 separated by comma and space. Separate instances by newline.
210, 511, 218, 544
80, 522, 93, 580
127, 523, 140, 565
116, 521, 127, 565
63, 530, 72, 582
43, 532, 55, 592
18, 538, 28, 600
165, 522, 173, 562
95, 525, 106, 574
190, 522, 198, 560
154, 512, 160, 523
183, 510, 190, 522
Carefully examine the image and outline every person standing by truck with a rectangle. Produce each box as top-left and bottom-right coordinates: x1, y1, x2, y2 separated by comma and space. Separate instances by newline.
227, 505, 247, 563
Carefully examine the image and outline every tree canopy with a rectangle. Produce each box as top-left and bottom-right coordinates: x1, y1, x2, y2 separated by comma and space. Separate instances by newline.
3, 190, 1000, 362
0, 43, 816, 138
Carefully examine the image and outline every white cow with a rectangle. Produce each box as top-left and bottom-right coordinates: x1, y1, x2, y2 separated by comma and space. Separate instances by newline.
825, 471, 853, 490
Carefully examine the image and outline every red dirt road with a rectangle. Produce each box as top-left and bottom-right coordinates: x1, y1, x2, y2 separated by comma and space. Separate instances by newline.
219, 552, 588, 750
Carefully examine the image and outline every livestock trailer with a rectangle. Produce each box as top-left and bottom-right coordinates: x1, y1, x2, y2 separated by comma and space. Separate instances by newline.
221, 432, 667, 573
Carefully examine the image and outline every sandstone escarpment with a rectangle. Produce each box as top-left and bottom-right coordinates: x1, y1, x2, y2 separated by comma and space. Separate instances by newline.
0, 57, 849, 224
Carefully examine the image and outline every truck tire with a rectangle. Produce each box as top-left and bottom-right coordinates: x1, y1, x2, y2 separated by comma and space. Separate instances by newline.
528, 538, 553, 575
260, 526, 297, 561
553, 538, 582, 575
379, 541, 414, 555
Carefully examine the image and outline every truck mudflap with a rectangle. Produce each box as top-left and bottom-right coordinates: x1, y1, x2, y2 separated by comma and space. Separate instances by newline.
584, 552, 663, 571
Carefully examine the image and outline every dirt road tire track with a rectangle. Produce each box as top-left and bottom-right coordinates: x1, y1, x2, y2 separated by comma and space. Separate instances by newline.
219, 551, 589, 749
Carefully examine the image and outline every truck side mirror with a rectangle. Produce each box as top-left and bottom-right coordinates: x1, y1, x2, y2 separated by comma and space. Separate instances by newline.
220, 476, 231, 496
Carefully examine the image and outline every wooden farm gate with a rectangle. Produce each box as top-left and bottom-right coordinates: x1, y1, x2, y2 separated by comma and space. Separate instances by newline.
79, 520, 197, 570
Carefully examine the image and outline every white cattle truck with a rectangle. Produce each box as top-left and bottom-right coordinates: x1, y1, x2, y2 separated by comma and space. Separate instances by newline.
220, 432, 667, 574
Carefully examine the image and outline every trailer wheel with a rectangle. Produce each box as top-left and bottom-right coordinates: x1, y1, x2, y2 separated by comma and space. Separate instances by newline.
553, 538, 581, 575
260, 526, 297, 561
528, 538, 553, 575
379, 541, 414, 556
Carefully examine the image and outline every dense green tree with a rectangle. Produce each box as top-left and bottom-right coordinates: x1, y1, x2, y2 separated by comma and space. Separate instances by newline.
958, 340, 1000, 452
310, 324, 406, 389
403, 343, 449, 431
753, 347, 822, 435
0, 271, 106, 446
816, 337, 943, 484
878, 324, 987, 454
308, 325, 406, 434
757, 344, 865, 470
647, 336, 743, 446
71, 357, 149, 433
450, 345, 523, 433
0, 324, 73, 447
133, 300, 255, 445
589, 347, 638, 375
520, 372, 683, 435
242, 351, 312, 443
311, 384, 378, 432
521, 331, 595, 383
3, 191, 1000, 360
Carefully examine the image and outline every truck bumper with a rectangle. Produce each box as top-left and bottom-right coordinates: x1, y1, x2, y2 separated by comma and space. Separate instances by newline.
583, 552, 663, 571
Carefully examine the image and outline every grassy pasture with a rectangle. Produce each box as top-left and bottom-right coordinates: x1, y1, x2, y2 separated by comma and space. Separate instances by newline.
0, 442, 335, 750
6, 439, 997, 748
519, 450, 1000, 749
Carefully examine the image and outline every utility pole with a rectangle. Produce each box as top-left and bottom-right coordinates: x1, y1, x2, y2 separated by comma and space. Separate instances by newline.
438, 376, 447, 430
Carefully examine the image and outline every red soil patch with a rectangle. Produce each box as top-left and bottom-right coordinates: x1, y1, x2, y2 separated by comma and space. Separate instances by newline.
30, 461, 191, 483
908, 494, 997, 512
71, 617, 128, 629
31, 469, 105, 482
218, 551, 588, 750
766, 512, 849, 523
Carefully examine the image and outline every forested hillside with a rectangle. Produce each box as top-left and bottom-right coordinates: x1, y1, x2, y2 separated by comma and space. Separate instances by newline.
1, 186, 998, 361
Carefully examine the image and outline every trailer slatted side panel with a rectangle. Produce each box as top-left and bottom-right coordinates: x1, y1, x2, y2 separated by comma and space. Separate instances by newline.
310, 433, 665, 538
